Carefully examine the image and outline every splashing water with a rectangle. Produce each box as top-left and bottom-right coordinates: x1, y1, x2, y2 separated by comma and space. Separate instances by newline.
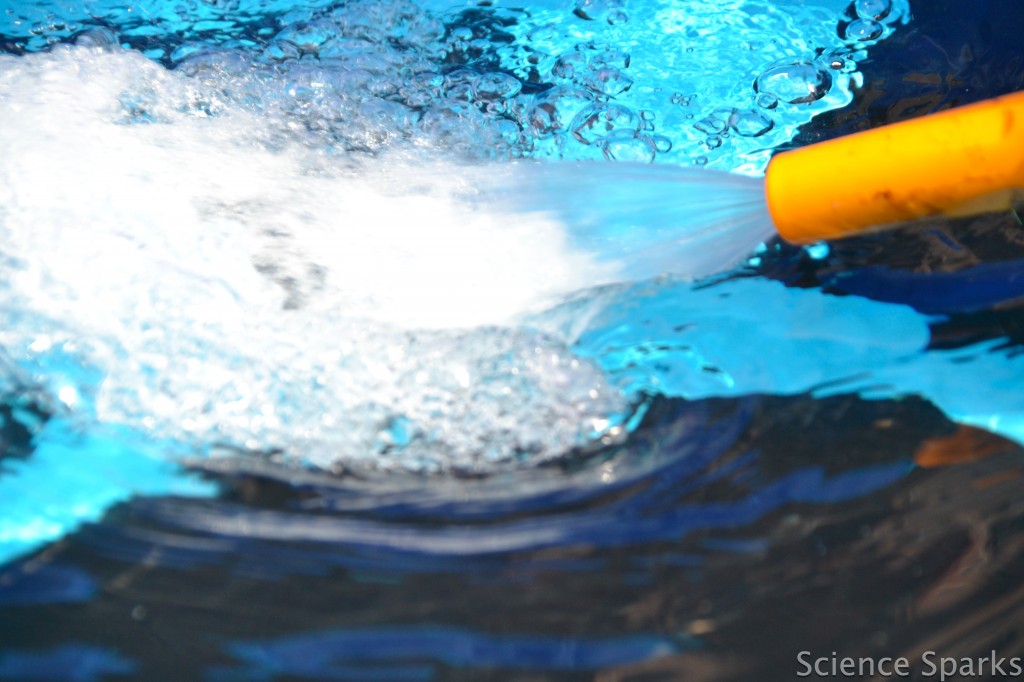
0, 47, 638, 473
0, 0, 919, 565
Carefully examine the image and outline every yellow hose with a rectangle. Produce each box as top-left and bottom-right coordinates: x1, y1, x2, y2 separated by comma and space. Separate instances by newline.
765, 91, 1024, 244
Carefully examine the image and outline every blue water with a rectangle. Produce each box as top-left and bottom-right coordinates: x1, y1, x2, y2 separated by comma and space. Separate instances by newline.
1, 0, 1023, 679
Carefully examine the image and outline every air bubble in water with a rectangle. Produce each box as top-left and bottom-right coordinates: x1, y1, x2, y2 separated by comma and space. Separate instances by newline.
570, 103, 641, 144
527, 86, 593, 137
600, 130, 657, 162
580, 67, 633, 96
754, 61, 832, 104
843, 18, 883, 42
275, 19, 336, 54
260, 40, 300, 63
176, 49, 252, 82
651, 135, 672, 153
399, 72, 444, 107
552, 52, 586, 80
727, 109, 773, 137
590, 49, 630, 70
471, 72, 522, 102
694, 113, 727, 134
755, 92, 779, 110
573, 0, 625, 22
855, 0, 892, 20
74, 27, 119, 49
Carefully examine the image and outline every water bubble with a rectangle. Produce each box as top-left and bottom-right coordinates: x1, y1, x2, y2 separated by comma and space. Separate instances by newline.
400, 72, 444, 107
260, 40, 301, 63
755, 92, 779, 110
651, 135, 672, 153
755, 61, 832, 104
607, 10, 629, 25
600, 130, 657, 163
706, 135, 722, 149
843, 18, 883, 42
694, 156, 708, 166
580, 67, 633, 96
359, 99, 420, 129
471, 72, 522, 102
73, 27, 119, 49
590, 49, 630, 70
552, 52, 585, 80
727, 108, 773, 137
670, 92, 694, 107
317, 36, 377, 60
334, 68, 397, 98
176, 49, 253, 84
855, 0, 892, 20
694, 113, 727, 135
569, 103, 641, 144
572, 0, 626, 22
527, 86, 593, 137
446, 25, 473, 53
275, 19, 337, 54
443, 68, 478, 89
441, 68, 478, 102
418, 102, 490, 151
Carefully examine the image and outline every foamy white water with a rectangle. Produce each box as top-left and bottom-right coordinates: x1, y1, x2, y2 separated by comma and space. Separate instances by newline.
0, 47, 634, 472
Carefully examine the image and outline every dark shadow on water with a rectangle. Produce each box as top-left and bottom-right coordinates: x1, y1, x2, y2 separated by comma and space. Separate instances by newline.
1, 392, 1022, 681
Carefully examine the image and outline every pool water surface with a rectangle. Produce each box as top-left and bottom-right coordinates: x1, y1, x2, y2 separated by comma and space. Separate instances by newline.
1, 0, 1023, 679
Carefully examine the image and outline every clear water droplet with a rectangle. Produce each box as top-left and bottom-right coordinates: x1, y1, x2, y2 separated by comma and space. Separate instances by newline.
706, 135, 723, 149
844, 18, 883, 42
694, 156, 709, 166
855, 0, 892, 20
755, 61, 832, 104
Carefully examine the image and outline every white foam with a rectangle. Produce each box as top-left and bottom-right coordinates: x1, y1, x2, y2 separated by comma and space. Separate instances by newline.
0, 47, 628, 472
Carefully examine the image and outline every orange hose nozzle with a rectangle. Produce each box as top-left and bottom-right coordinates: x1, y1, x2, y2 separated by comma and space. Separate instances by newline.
765, 91, 1024, 244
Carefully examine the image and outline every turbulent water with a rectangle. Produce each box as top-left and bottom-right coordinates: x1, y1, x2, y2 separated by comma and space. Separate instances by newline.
0, 46, 637, 474
5, 1, 1024, 680
0, 0, 912, 479
10, 0, 1022, 574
